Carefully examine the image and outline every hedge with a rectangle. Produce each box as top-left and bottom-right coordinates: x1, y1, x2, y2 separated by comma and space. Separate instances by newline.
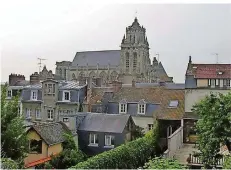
70, 122, 159, 169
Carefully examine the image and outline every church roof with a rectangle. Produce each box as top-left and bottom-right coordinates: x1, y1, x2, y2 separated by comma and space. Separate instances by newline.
72, 50, 120, 67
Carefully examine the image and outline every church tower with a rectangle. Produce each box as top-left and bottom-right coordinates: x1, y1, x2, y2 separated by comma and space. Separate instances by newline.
119, 17, 151, 83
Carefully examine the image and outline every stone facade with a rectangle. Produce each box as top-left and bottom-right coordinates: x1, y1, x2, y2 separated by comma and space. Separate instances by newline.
55, 18, 173, 85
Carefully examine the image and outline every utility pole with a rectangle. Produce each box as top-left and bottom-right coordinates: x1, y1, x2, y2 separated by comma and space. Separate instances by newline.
37, 58, 47, 72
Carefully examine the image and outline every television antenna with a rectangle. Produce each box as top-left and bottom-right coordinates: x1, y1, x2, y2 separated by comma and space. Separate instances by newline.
37, 58, 47, 72
211, 53, 219, 64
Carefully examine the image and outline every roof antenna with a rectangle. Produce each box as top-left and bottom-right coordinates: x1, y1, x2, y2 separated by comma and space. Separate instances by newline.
37, 57, 47, 72
211, 53, 219, 64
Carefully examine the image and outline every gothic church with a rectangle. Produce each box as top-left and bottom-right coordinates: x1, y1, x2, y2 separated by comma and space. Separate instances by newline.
55, 17, 173, 85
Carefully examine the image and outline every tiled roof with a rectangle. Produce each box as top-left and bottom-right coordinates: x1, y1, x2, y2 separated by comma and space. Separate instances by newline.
156, 89, 185, 120
191, 64, 231, 79
78, 113, 130, 133
29, 122, 70, 145
72, 50, 120, 67
110, 87, 164, 103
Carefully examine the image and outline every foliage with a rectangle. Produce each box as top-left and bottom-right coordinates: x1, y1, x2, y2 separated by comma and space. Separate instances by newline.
192, 93, 231, 167
143, 157, 187, 169
38, 133, 86, 169
132, 125, 145, 139
1, 158, 19, 169
223, 155, 231, 169
1, 85, 28, 167
71, 122, 160, 169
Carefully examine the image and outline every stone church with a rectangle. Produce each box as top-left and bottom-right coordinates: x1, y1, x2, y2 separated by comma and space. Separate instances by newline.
55, 17, 173, 85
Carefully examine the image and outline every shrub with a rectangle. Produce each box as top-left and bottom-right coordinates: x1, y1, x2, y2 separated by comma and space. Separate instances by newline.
71, 122, 159, 169
223, 155, 231, 169
1, 158, 19, 169
143, 157, 187, 169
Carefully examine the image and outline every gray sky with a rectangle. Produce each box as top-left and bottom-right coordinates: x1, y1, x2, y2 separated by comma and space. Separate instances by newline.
1, 2, 231, 83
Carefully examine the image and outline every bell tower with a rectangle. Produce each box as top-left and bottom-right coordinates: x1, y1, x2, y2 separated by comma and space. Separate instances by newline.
119, 17, 150, 83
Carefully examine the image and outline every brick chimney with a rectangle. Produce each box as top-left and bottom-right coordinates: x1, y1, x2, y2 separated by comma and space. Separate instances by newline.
111, 80, 122, 92
9, 74, 25, 86
30, 72, 40, 84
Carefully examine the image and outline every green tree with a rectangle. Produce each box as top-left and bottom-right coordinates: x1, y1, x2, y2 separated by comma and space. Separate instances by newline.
192, 93, 231, 167
1, 85, 28, 167
143, 157, 187, 169
132, 125, 145, 140
223, 156, 231, 169
1, 158, 19, 169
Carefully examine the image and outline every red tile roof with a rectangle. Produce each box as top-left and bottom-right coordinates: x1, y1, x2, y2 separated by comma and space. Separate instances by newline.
191, 64, 231, 79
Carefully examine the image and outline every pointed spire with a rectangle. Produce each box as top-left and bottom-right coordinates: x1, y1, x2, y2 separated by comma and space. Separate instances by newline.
189, 56, 192, 63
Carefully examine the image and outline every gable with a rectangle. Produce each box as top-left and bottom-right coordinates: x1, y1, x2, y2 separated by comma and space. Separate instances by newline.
27, 129, 42, 141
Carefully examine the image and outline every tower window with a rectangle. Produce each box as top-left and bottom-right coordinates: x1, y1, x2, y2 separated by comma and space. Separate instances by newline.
125, 52, 129, 71
133, 52, 137, 71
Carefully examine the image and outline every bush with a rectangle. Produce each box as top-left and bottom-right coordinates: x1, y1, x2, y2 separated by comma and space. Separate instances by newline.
143, 157, 187, 169
71, 122, 160, 169
223, 155, 231, 169
1, 158, 19, 169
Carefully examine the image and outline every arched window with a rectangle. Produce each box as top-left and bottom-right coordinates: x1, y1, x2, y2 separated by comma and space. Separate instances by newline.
133, 52, 137, 71
72, 73, 76, 80
125, 52, 129, 71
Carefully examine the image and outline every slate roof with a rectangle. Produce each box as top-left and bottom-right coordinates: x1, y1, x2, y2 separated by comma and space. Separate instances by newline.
109, 87, 164, 103
189, 64, 231, 79
156, 89, 185, 120
72, 50, 120, 67
29, 122, 70, 145
135, 83, 185, 89
78, 113, 130, 133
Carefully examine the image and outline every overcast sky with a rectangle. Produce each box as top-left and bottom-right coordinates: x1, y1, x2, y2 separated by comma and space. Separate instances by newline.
1, 1, 231, 83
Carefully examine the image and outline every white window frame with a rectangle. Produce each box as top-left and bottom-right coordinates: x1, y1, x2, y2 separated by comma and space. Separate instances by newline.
35, 109, 41, 119
47, 109, 54, 120
89, 133, 98, 146
31, 90, 38, 100
26, 108, 31, 119
215, 79, 219, 86
119, 103, 127, 114
7, 90, 12, 98
220, 79, 224, 87
138, 104, 146, 114
104, 135, 115, 148
211, 79, 215, 88
148, 124, 154, 131
63, 91, 70, 101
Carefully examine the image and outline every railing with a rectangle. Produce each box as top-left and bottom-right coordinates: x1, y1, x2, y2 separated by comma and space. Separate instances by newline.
187, 154, 225, 167
165, 126, 183, 159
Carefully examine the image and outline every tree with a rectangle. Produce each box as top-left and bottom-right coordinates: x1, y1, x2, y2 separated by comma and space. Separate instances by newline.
192, 93, 231, 167
132, 125, 145, 140
37, 133, 86, 169
143, 157, 187, 169
1, 85, 28, 167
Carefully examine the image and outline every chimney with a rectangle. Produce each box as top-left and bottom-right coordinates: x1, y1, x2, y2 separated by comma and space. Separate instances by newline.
132, 79, 136, 87
30, 72, 40, 85
9, 74, 25, 86
111, 80, 122, 93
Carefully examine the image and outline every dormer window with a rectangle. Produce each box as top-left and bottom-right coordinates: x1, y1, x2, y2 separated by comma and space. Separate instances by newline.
7, 90, 12, 98
217, 71, 223, 75
63, 91, 70, 101
31, 90, 38, 100
168, 100, 179, 108
138, 99, 146, 114
119, 99, 127, 114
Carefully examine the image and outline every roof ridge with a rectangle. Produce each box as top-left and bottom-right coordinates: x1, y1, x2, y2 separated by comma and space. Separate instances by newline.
76, 50, 120, 53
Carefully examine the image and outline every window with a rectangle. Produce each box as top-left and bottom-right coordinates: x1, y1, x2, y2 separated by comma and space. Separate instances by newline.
26, 108, 31, 119
47, 109, 54, 120
89, 133, 98, 146
227, 79, 231, 87
208, 79, 211, 86
120, 103, 127, 113
133, 52, 137, 71
125, 52, 130, 70
211, 79, 215, 88
105, 135, 115, 147
7, 90, 12, 98
169, 100, 179, 108
63, 118, 69, 122
220, 79, 224, 87
63, 91, 70, 101
29, 139, 42, 154
148, 124, 154, 130
216, 79, 219, 86
35, 109, 41, 119
138, 104, 145, 114
31, 90, 38, 100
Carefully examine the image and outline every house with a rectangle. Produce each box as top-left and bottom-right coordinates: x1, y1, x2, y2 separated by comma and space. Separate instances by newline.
62, 113, 135, 156
184, 56, 231, 143
24, 122, 71, 168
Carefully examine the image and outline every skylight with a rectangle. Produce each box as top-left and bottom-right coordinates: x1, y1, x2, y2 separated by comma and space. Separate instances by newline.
169, 100, 179, 108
